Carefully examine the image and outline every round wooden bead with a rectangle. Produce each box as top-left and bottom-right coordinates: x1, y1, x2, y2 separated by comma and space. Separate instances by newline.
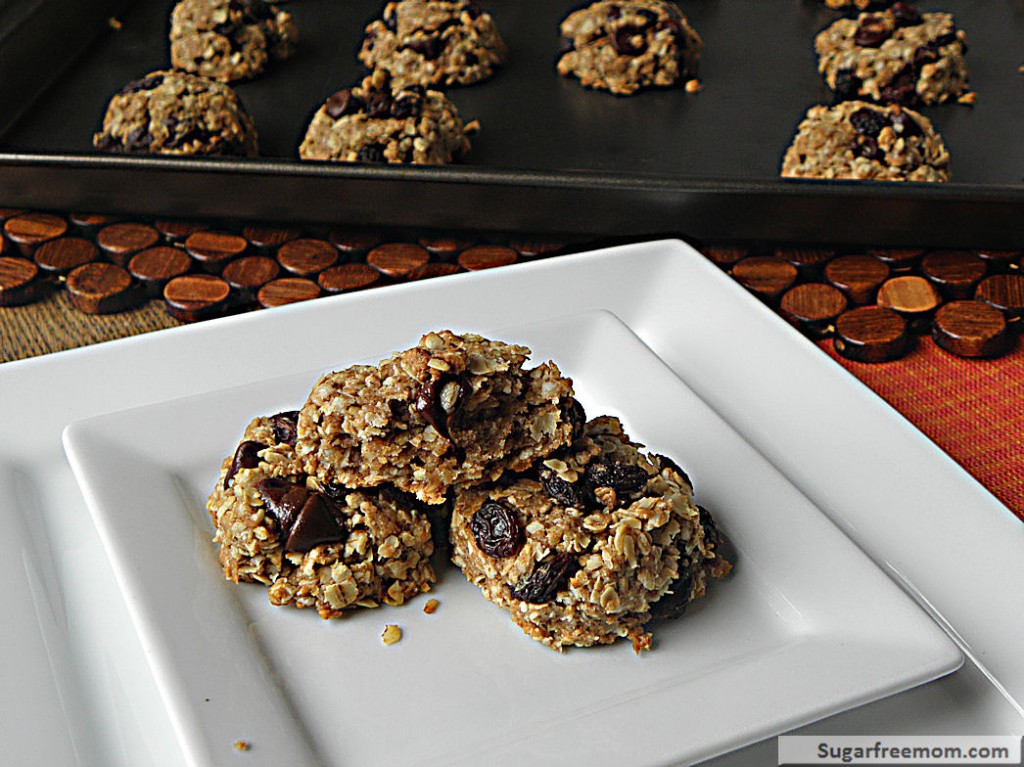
779, 283, 847, 337
65, 262, 140, 314
328, 229, 383, 257
366, 242, 429, 279
68, 212, 116, 231
318, 263, 381, 293
418, 235, 474, 261
164, 274, 232, 322
4, 213, 68, 255
975, 274, 1024, 321
33, 237, 99, 275
731, 256, 798, 302
834, 306, 910, 363
128, 246, 193, 296
876, 275, 940, 332
0, 256, 48, 306
868, 247, 924, 272
508, 239, 564, 260
96, 222, 160, 266
277, 238, 337, 277
243, 225, 301, 251
701, 245, 747, 269
155, 219, 209, 242
407, 262, 461, 281
932, 300, 1011, 358
185, 231, 248, 272
920, 250, 987, 300
824, 254, 889, 305
0, 208, 27, 222
221, 255, 280, 291
257, 277, 321, 309
775, 247, 835, 279
457, 245, 518, 271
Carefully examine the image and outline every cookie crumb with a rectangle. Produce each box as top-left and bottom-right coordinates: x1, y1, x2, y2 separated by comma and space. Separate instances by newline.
233, 740, 249, 752
107, 17, 123, 31
382, 624, 402, 645
685, 79, 702, 94
957, 91, 976, 106
423, 598, 440, 614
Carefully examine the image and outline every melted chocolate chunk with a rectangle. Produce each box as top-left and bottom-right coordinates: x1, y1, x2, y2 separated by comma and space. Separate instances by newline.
325, 89, 362, 119
471, 500, 523, 558
509, 552, 579, 603
854, 16, 890, 48
224, 440, 266, 488
413, 373, 471, 443
256, 478, 347, 551
270, 411, 299, 445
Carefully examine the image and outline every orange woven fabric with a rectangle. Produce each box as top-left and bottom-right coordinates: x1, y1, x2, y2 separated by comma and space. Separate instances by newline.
817, 336, 1024, 523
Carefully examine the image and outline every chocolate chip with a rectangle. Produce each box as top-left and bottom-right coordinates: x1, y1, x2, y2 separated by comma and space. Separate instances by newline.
325, 89, 361, 119
833, 68, 861, 100
611, 25, 647, 56
225, 440, 265, 488
854, 16, 890, 48
890, 2, 922, 27
850, 107, 890, 137
270, 411, 300, 445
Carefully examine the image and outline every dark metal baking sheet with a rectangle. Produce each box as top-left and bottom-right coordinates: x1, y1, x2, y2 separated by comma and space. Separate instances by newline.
2, 0, 1024, 246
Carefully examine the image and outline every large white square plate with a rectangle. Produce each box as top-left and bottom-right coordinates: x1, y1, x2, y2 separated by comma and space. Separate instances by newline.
63, 310, 961, 766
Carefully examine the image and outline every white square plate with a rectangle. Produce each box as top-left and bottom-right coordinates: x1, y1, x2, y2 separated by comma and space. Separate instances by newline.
63, 310, 961, 767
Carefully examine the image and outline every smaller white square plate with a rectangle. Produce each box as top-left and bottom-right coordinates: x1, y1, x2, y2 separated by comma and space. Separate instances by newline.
64, 310, 961, 767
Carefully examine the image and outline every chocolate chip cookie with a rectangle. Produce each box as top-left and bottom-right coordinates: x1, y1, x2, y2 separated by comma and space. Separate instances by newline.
170, 0, 298, 82
556, 0, 703, 96
781, 100, 950, 182
358, 0, 508, 88
93, 70, 258, 156
298, 70, 475, 164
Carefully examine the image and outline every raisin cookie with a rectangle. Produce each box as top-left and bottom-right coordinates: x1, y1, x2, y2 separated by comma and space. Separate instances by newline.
296, 329, 581, 505
93, 70, 258, 156
207, 412, 436, 618
450, 416, 731, 652
556, 0, 702, 96
170, 0, 298, 82
781, 100, 950, 182
298, 70, 475, 164
816, 4, 972, 105
358, 0, 508, 88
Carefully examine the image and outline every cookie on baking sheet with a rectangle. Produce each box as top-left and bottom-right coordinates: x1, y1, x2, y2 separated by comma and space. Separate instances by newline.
207, 412, 436, 618
450, 415, 731, 652
298, 70, 475, 164
816, 4, 972, 106
358, 0, 508, 88
781, 100, 949, 182
556, 0, 702, 96
170, 0, 298, 82
93, 70, 258, 156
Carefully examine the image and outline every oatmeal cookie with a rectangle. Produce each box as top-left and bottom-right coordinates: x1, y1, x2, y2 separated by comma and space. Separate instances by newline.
781, 100, 949, 182
207, 412, 435, 618
298, 69, 474, 164
170, 0, 298, 82
357, 0, 508, 88
816, 4, 971, 105
556, 0, 702, 96
450, 416, 731, 651
296, 330, 581, 505
93, 70, 258, 156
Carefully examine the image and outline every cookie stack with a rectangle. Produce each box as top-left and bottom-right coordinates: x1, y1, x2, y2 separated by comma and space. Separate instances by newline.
781, 1, 973, 182
207, 330, 731, 651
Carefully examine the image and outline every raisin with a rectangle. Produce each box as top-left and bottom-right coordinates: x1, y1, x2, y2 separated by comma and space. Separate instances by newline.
240, 0, 274, 21
833, 68, 861, 100
912, 46, 939, 68
224, 440, 265, 488
607, 4, 621, 20
879, 83, 917, 105
853, 135, 883, 161
509, 552, 579, 603
854, 16, 890, 48
649, 564, 694, 621
930, 31, 958, 48
540, 468, 584, 508
585, 460, 649, 497
270, 410, 300, 445
390, 94, 421, 119
356, 144, 386, 163
384, 9, 398, 32
470, 500, 522, 558
890, 2, 922, 27
849, 107, 890, 137
119, 74, 164, 95
697, 505, 721, 550
564, 398, 586, 443
404, 35, 444, 60
890, 109, 922, 137
365, 89, 393, 118
611, 25, 647, 56
636, 9, 659, 29
653, 453, 692, 490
